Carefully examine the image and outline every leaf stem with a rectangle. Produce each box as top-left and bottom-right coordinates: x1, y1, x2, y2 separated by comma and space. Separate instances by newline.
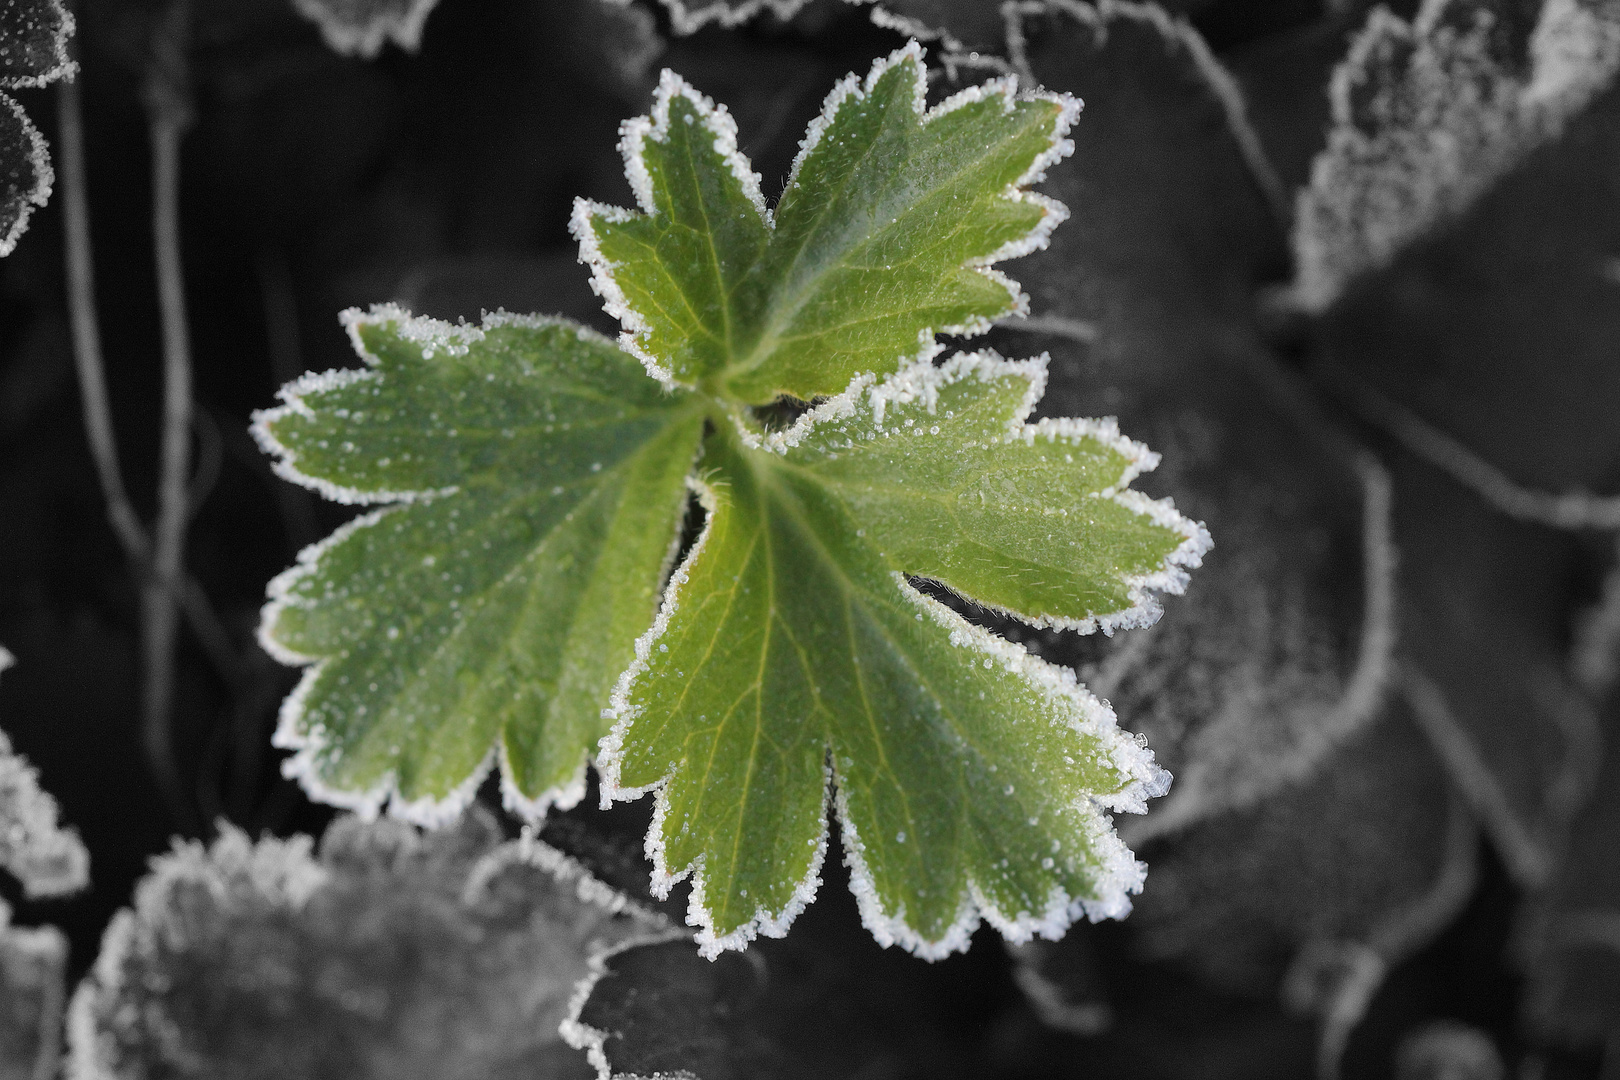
57, 75, 148, 565
140, 0, 198, 832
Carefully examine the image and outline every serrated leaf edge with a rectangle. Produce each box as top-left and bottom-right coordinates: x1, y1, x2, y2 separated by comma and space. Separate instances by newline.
595, 361, 1186, 957
736, 350, 1212, 634
0, 0, 76, 90
839, 578, 1169, 960
0, 93, 53, 258
290, 0, 441, 59
571, 42, 1079, 390
570, 64, 768, 388
256, 304, 636, 827
653, 0, 814, 35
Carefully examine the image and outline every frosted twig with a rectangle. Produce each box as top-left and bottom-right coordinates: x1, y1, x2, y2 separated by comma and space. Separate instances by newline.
61, 50, 248, 747
1298, 795, 1477, 1080
1004, 0, 1292, 233
140, 0, 197, 832
1401, 665, 1552, 887
1323, 366, 1620, 530
58, 76, 149, 566
1572, 533, 1620, 698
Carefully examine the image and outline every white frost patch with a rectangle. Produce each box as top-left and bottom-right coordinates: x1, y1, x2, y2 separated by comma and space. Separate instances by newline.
0, 93, 54, 259
291, 0, 442, 59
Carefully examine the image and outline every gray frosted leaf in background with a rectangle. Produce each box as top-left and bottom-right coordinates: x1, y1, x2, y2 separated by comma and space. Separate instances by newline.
852, 0, 1011, 53
653, 0, 816, 35
1288, 0, 1620, 313
1314, 40, 1620, 891
0, 90, 51, 259
66, 807, 677, 1080
0, 0, 73, 88
0, 648, 87, 899
0, 904, 68, 1080
290, 0, 442, 58
0, 648, 77, 1080
1513, 705, 1620, 1051
1128, 701, 1457, 995
997, 0, 1379, 836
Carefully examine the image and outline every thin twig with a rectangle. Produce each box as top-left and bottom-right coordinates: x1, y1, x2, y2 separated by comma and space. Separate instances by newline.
1573, 533, 1620, 699
58, 76, 149, 565
140, 0, 197, 832
1304, 794, 1478, 1080
1322, 365, 1620, 530
1401, 665, 1553, 887
59, 23, 248, 806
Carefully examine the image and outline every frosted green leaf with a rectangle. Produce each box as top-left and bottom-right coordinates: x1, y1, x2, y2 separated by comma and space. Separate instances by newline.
571, 43, 1077, 404
253, 306, 704, 823
600, 353, 1209, 958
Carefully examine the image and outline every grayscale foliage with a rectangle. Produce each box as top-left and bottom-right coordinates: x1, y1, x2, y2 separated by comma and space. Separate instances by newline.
290, 0, 443, 58
67, 808, 676, 1080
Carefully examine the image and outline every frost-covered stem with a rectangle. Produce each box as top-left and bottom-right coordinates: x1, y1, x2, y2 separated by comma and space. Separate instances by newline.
1309, 795, 1477, 1080
140, 0, 197, 832
1401, 665, 1552, 887
61, 35, 240, 826
1573, 533, 1620, 698
1323, 364, 1620, 529
58, 76, 149, 565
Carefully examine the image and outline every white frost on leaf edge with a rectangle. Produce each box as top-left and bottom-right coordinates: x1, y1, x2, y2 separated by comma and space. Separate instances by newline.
0, 0, 77, 90
67, 828, 328, 1080
739, 350, 1211, 635
0, 646, 90, 899
571, 41, 1079, 388
592, 473, 825, 959
0, 92, 53, 259
290, 0, 441, 59
255, 304, 634, 828
596, 364, 1189, 958
833, 576, 1169, 961
570, 63, 767, 388
653, 0, 814, 35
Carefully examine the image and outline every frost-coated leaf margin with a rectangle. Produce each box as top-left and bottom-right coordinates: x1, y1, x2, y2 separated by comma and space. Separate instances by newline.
290, 0, 442, 59
571, 42, 1078, 392
0, 92, 53, 258
597, 354, 1208, 959
252, 305, 692, 826
0, 0, 76, 89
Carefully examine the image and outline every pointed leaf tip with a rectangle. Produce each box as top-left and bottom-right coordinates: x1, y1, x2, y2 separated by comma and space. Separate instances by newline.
574, 44, 1079, 402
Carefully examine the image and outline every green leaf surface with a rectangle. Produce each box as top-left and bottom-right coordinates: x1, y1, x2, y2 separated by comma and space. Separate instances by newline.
572, 44, 1076, 403
254, 307, 704, 822
601, 353, 1206, 957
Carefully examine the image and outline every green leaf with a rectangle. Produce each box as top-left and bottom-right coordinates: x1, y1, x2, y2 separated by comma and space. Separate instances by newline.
600, 353, 1207, 957
571, 43, 1077, 404
253, 306, 704, 823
